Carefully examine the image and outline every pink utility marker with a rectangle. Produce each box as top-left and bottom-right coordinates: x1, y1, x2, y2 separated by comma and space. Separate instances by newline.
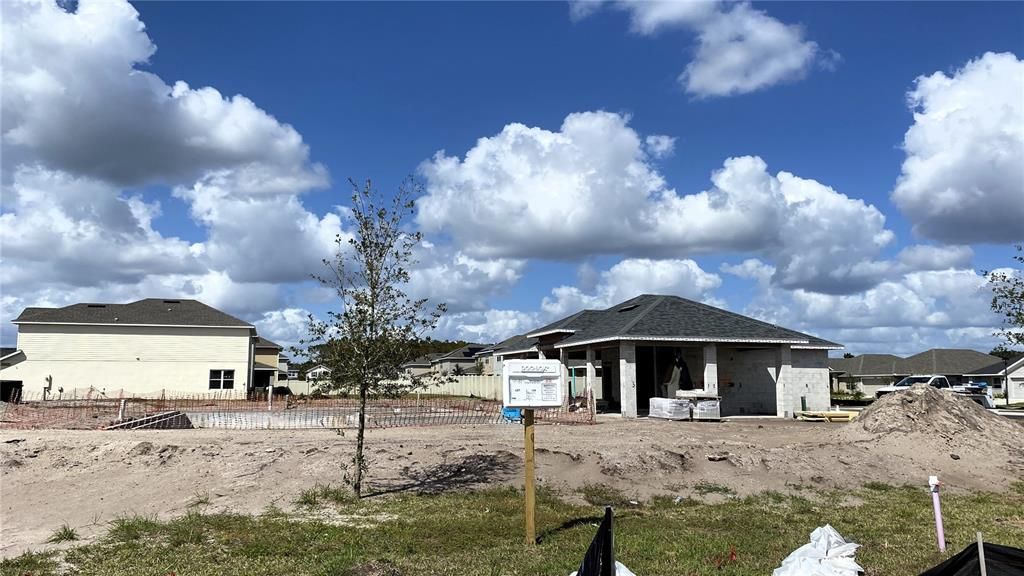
929, 475, 946, 552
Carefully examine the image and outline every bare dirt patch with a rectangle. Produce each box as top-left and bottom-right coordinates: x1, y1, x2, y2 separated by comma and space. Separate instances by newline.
2, 405, 1021, 558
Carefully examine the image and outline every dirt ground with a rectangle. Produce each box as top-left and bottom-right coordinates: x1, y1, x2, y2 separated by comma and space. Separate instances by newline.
2, 390, 1022, 558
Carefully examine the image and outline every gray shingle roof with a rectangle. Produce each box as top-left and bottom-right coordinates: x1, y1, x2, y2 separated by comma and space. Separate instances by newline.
434, 343, 490, 362
968, 359, 1013, 375
830, 349, 1006, 376
403, 352, 444, 367
254, 336, 282, 349
484, 334, 539, 355
530, 294, 840, 348
828, 354, 903, 375
902, 348, 1003, 375
13, 299, 253, 328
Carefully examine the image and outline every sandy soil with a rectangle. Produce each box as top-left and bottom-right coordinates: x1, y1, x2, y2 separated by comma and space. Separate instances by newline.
2, 391, 1022, 558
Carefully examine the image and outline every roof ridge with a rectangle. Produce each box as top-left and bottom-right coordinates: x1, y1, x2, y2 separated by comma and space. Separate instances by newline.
661, 294, 813, 342
617, 295, 664, 335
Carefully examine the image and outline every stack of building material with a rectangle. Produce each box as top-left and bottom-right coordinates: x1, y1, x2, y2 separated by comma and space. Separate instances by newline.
648, 397, 691, 420
691, 399, 721, 421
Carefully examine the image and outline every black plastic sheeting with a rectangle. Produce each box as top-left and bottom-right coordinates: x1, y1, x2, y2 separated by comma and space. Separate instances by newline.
577, 507, 615, 576
918, 542, 1024, 576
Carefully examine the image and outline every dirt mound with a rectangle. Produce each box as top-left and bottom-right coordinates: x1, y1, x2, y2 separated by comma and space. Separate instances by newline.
836, 385, 1021, 449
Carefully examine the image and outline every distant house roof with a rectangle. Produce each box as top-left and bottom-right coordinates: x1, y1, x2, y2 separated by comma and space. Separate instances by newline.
828, 354, 904, 376
902, 348, 1001, 375
12, 299, 253, 329
965, 354, 1024, 376
482, 334, 539, 356
254, 336, 282, 349
830, 349, 1006, 377
402, 352, 444, 368
433, 343, 490, 363
521, 295, 841, 350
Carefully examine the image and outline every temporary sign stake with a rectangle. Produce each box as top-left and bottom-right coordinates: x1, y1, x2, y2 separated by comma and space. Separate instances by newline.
524, 408, 536, 545
502, 359, 565, 547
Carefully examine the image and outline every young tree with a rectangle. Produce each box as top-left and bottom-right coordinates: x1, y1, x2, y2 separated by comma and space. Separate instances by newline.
305, 177, 446, 497
988, 245, 1024, 348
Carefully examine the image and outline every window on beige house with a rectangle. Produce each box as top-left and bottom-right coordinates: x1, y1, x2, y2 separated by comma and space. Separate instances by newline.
209, 369, 235, 390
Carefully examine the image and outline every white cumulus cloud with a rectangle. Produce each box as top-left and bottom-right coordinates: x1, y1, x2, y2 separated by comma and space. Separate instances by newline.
0, 0, 340, 337
573, 1, 832, 97
892, 52, 1024, 244
541, 258, 722, 318
418, 111, 896, 294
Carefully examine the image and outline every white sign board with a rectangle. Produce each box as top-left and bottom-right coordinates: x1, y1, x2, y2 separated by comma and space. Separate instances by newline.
502, 359, 564, 409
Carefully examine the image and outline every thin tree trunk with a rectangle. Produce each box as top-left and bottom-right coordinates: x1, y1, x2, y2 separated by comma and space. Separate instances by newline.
354, 382, 367, 497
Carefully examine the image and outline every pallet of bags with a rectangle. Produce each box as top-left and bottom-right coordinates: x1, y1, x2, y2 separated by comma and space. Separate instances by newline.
649, 397, 691, 420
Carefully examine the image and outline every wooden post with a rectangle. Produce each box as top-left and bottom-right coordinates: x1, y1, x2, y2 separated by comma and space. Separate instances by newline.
524, 408, 536, 545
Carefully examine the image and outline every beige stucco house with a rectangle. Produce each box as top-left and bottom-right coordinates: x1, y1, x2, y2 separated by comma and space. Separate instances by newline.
0, 299, 272, 399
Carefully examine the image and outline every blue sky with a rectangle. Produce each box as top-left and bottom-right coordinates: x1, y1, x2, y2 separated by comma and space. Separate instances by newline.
2, 0, 1023, 355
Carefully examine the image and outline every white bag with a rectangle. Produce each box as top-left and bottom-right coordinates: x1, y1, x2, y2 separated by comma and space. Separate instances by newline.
569, 561, 637, 576
772, 525, 863, 576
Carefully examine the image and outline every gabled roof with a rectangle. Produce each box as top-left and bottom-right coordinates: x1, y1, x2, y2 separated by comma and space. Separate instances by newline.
254, 336, 282, 349
527, 294, 840, 349
403, 352, 444, 368
902, 348, 1003, 375
828, 354, 904, 376
13, 299, 253, 328
433, 343, 490, 363
830, 349, 1008, 377
483, 333, 539, 356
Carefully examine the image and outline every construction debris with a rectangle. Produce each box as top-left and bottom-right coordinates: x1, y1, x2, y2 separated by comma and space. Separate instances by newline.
795, 410, 857, 423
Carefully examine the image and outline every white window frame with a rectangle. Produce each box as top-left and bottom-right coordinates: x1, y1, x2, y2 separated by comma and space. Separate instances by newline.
209, 369, 235, 390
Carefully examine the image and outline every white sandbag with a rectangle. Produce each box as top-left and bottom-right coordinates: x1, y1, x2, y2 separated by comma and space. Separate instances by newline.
569, 561, 637, 576
772, 524, 862, 576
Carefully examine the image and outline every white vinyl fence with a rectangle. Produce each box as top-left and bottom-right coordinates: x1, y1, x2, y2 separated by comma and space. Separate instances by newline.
419, 375, 502, 400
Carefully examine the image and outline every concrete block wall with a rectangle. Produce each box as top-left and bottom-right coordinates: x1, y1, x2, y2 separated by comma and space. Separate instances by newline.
717, 348, 778, 416
786, 349, 831, 413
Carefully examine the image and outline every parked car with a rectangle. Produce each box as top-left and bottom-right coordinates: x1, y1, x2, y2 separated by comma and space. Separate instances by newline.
875, 375, 951, 399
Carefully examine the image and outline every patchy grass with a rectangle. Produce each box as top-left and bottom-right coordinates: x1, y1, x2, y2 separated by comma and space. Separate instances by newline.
3, 483, 1023, 576
0, 550, 57, 574
693, 481, 736, 496
1012, 481, 1024, 496
296, 483, 354, 509
579, 483, 635, 508
45, 524, 78, 544
188, 490, 212, 508
107, 515, 162, 544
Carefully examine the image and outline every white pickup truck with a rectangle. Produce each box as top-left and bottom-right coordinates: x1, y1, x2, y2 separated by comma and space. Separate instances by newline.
874, 375, 952, 399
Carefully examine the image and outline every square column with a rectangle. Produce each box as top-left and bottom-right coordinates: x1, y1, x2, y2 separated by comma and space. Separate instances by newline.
559, 347, 571, 400
619, 341, 637, 418
585, 347, 597, 416
775, 345, 792, 417
702, 344, 718, 395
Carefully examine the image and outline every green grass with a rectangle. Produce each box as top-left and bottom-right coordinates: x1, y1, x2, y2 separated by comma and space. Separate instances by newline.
296, 483, 354, 509
107, 515, 161, 543
579, 483, 635, 508
693, 481, 737, 497
45, 524, 78, 544
3, 483, 1022, 576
